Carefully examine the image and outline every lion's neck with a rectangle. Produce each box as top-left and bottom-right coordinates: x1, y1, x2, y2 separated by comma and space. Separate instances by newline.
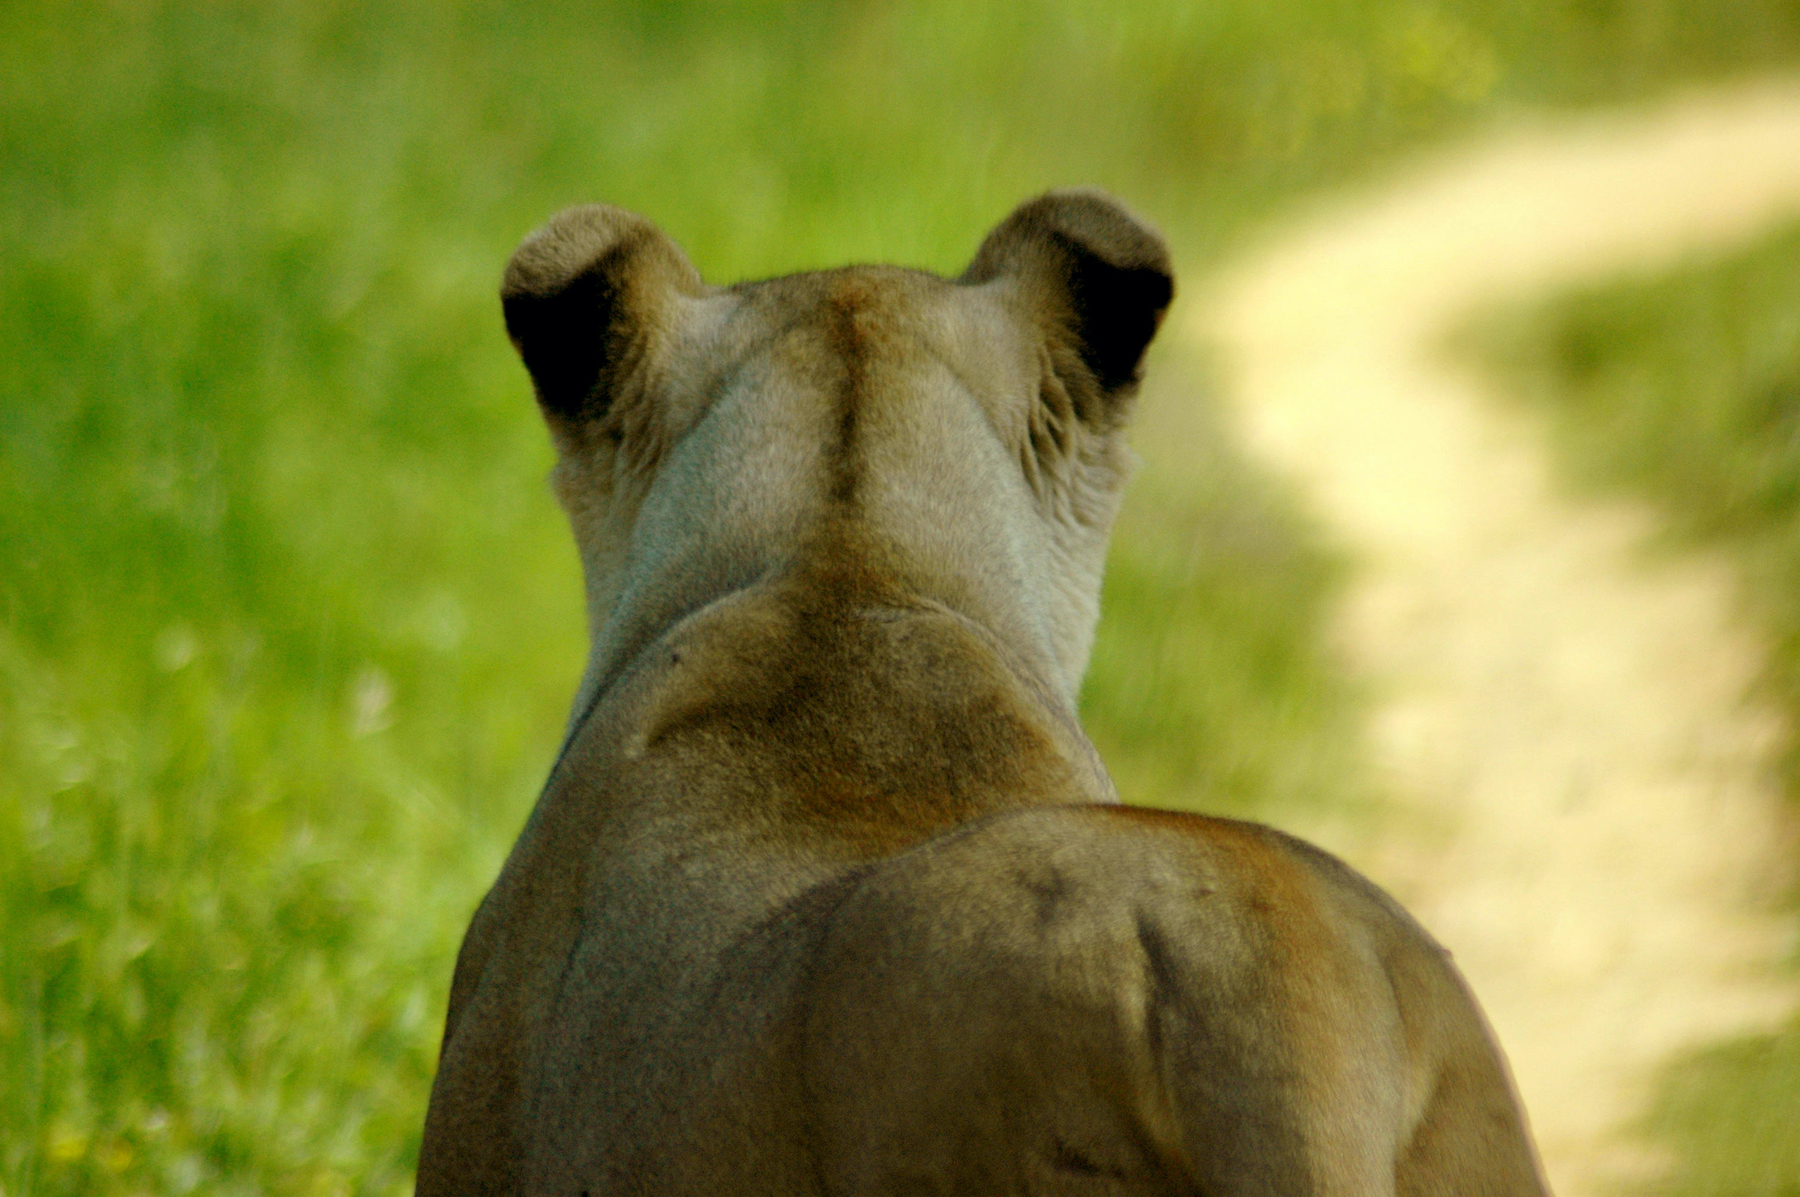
560, 567, 1115, 856
566, 520, 1090, 758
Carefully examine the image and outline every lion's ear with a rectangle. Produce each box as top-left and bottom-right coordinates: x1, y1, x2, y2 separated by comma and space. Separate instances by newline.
502, 205, 706, 427
962, 190, 1174, 408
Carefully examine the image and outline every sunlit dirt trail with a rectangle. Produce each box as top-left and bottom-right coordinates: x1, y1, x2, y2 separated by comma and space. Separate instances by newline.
1174, 79, 1800, 1196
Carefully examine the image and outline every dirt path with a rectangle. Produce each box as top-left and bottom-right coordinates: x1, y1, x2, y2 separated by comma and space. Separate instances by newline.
1177, 79, 1800, 1196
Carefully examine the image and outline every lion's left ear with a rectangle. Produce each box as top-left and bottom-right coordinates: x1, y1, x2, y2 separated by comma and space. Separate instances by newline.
502, 205, 707, 433
961, 190, 1174, 417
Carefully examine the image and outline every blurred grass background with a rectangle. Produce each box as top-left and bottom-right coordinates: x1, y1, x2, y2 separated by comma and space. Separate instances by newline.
6, 2, 1800, 1193
1471, 225, 1800, 1197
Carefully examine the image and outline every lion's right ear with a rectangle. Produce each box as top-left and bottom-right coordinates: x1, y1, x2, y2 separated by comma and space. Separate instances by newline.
501, 205, 706, 427
962, 191, 1174, 420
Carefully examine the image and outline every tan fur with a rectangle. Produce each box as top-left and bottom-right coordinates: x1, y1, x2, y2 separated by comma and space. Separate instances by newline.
418, 192, 1550, 1196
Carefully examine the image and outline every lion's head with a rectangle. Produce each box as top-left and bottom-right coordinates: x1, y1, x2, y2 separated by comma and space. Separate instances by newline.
502, 192, 1172, 725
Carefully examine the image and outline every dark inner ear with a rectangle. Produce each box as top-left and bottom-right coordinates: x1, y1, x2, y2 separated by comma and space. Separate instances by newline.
1058, 231, 1176, 393
502, 252, 622, 423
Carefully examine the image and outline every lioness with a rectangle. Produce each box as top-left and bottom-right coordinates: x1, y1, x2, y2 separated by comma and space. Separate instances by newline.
419, 192, 1548, 1196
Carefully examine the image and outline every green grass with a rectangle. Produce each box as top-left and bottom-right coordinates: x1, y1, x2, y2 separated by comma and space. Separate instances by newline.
9, 1, 1800, 1191
1088, 355, 1368, 819
1469, 225, 1800, 1195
